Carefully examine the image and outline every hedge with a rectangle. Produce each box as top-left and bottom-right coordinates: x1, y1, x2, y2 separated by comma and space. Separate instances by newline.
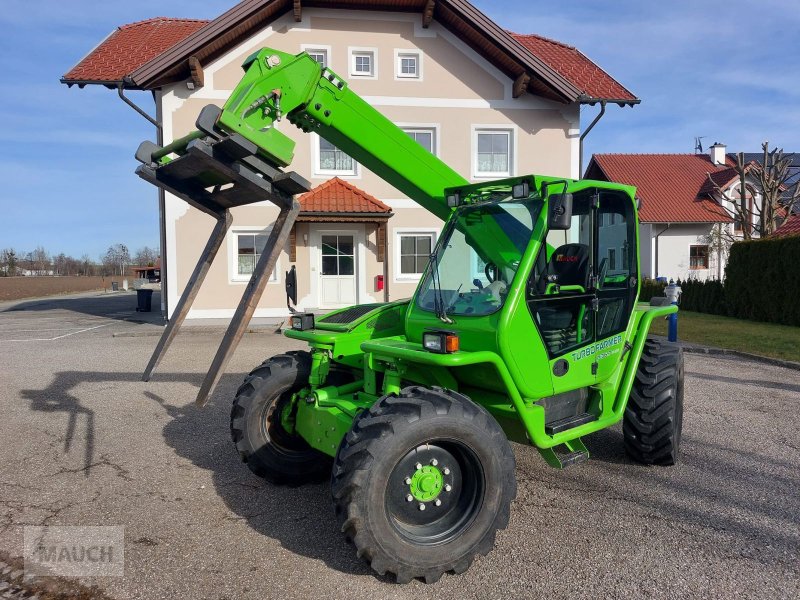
724, 235, 800, 326
635, 234, 800, 326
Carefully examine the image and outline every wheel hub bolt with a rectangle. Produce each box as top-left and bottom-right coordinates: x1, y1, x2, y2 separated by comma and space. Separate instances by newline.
406, 494, 413, 502
434, 499, 442, 507
430, 458, 438, 466
419, 503, 426, 511
444, 484, 452, 492
415, 462, 422, 470
404, 477, 411, 484
443, 467, 450, 475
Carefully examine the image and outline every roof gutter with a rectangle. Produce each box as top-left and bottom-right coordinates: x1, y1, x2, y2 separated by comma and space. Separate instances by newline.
117, 82, 161, 131
579, 100, 606, 177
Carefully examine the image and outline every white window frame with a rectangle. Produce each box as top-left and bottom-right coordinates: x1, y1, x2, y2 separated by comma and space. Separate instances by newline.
394, 227, 438, 282
349, 47, 377, 79
301, 44, 331, 69
397, 123, 439, 156
394, 49, 422, 80
312, 133, 360, 178
472, 126, 516, 179
228, 226, 280, 284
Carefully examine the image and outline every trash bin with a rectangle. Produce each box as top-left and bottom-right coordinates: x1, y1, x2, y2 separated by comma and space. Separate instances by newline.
111, 281, 119, 292
136, 288, 153, 312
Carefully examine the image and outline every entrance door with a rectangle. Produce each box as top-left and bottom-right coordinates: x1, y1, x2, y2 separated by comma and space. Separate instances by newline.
319, 232, 357, 308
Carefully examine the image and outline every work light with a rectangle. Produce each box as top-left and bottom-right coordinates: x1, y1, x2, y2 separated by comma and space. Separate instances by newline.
290, 313, 315, 331
423, 330, 460, 353
512, 181, 529, 199
446, 193, 461, 207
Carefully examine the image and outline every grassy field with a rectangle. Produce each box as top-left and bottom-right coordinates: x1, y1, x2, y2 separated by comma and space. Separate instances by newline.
650, 310, 800, 362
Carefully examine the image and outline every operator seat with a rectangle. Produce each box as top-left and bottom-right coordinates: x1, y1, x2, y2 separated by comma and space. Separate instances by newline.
538, 243, 590, 294
533, 243, 591, 353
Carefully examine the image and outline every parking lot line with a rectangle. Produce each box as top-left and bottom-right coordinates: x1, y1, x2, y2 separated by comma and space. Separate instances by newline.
1, 323, 110, 342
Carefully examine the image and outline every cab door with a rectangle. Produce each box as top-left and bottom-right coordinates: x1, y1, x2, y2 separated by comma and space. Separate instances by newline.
594, 190, 639, 381
526, 189, 598, 395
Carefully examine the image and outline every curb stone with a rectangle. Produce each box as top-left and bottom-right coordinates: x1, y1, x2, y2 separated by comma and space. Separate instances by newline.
652, 335, 800, 371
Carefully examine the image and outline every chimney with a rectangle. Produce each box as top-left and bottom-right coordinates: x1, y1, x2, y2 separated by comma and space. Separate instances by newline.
709, 142, 727, 165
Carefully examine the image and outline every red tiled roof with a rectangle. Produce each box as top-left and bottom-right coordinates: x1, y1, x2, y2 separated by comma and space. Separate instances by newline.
588, 154, 735, 223
773, 214, 800, 238
299, 178, 391, 214
510, 33, 636, 102
62, 9, 636, 104
62, 18, 209, 85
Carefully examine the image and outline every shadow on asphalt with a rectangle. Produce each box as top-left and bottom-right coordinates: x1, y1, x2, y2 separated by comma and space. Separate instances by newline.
2, 291, 164, 324
19, 367, 800, 577
147, 382, 377, 578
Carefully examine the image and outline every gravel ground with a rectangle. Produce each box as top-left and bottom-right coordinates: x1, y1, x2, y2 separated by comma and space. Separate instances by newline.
0, 292, 798, 599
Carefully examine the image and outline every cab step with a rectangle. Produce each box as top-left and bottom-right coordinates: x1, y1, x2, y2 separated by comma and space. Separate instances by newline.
537, 438, 590, 469
545, 412, 597, 435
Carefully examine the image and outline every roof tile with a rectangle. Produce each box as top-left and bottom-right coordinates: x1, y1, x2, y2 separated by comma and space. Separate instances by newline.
62, 9, 636, 104
299, 178, 391, 214
62, 18, 209, 84
773, 214, 800, 238
510, 33, 636, 102
589, 154, 734, 223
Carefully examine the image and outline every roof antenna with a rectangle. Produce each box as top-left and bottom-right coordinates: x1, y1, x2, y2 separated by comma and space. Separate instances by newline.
694, 136, 706, 154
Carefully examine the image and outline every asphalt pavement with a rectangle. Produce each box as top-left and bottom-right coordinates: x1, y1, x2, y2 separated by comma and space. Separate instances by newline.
0, 291, 797, 599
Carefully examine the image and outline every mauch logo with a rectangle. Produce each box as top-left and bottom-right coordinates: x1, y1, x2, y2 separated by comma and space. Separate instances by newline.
24, 526, 124, 577
556, 254, 579, 262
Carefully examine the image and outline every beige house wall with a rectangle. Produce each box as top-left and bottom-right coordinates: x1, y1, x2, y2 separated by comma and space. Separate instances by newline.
160, 8, 580, 318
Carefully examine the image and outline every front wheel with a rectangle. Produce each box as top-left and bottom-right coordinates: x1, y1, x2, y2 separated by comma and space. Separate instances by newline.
230, 351, 331, 485
331, 386, 516, 583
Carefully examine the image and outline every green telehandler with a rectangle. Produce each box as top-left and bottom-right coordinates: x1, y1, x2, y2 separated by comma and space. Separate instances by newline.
135, 48, 683, 583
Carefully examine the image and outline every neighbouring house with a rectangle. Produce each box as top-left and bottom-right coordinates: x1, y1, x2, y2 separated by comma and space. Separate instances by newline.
62, 0, 637, 318
585, 143, 764, 281
132, 259, 162, 283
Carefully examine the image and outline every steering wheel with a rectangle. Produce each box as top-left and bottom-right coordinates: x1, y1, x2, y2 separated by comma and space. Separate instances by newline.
484, 262, 499, 283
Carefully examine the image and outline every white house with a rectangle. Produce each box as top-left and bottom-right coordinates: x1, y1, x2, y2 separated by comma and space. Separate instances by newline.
61, 0, 638, 318
585, 143, 762, 281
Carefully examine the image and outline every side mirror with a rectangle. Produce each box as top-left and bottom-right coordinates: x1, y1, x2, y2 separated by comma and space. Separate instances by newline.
548, 193, 573, 230
285, 265, 298, 313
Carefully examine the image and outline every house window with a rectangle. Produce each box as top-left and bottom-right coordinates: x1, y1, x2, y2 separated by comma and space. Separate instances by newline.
475, 129, 512, 177
397, 232, 435, 278
690, 245, 709, 270
316, 137, 358, 176
396, 51, 420, 79
306, 49, 328, 68
403, 128, 435, 154
350, 50, 376, 77
233, 229, 278, 282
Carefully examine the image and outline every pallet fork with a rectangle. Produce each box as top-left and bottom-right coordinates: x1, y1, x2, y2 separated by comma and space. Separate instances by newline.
134, 105, 310, 406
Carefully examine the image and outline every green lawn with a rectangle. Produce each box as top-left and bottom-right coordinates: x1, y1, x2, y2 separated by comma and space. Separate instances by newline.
649, 310, 800, 363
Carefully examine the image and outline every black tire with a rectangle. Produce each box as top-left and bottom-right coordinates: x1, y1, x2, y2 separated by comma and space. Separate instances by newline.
231, 351, 351, 485
331, 386, 516, 584
623, 337, 684, 465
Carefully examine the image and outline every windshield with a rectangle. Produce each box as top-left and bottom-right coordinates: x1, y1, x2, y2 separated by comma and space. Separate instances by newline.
417, 199, 542, 317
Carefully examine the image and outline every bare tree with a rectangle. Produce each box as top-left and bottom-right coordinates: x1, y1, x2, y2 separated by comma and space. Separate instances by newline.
706, 141, 798, 240
1, 248, 18, 276
80, 254, 95, 276
102, 244, 130, 276
31, 246, 50, 276
134, 246, 159, 267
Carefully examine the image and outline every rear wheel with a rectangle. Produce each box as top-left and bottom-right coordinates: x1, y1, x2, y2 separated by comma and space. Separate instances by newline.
331, 386, 516, 583
231, 351, 351, 485
624, 338, 684, 465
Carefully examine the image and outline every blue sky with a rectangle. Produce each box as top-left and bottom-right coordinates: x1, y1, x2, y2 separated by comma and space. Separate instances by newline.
0, 0, 797, 259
